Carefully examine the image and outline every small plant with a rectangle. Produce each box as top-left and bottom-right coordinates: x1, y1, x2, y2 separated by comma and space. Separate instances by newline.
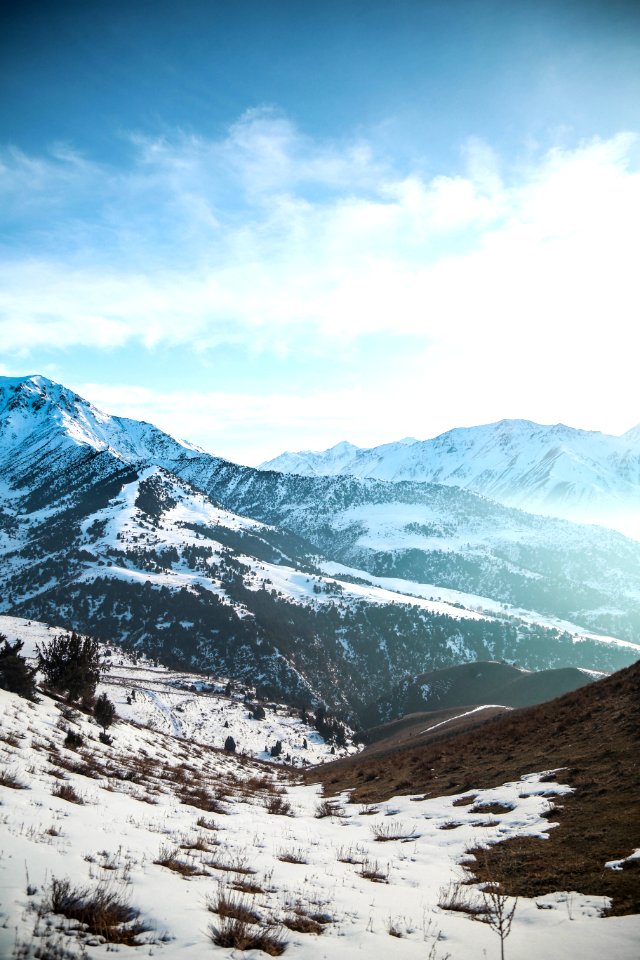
0, 767, 27, 789
209, 916, 286, 955
52, 782, 83, 804
315, 799, 343, 818
371, 820, 418, 842
43, 876, 146, 944
264, 794, 293, 816
452, 794, 478, 807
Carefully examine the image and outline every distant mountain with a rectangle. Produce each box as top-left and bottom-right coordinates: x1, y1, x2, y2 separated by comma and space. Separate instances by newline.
260, 420, 640, 538
1, 375, 639, 720
360, 659, 601, 727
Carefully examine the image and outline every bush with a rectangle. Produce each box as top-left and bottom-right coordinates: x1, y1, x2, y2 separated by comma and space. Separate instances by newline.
64, 729, 84, 749
224, 735, 236, 752
37, 632, 107, 704
0, 635, 38, 701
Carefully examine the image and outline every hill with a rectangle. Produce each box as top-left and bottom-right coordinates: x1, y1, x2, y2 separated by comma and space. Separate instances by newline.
309, 661, 640, 914
360, 659, 601, 726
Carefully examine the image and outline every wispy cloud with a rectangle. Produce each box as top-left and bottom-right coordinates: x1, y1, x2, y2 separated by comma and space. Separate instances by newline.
3, 111, 637, 358
2, 112, 639, 455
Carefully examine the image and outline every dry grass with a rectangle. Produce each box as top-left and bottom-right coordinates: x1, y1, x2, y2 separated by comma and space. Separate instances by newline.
309, 661, 640, 914
154, 844, 208, 877
0, 767, 27, 789
277, 848, 308, 865
209, 916, 286, 955
43, 876, 147, 945
470, 801, 514, 815
371, 820, 418, 842
438, 880, 491, 918
452, 794, 477, 807
207, 890, 261, 924
358, 858, 388, 882
51, 782, 83, 804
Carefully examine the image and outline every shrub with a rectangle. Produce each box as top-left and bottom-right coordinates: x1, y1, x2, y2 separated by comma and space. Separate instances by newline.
64, 729, 84, 749
43, 876, 146, 944
0, 635, 38, 701
52, 782, 83, 804
224, 735, 236, 752
315, 799, 343, 819
209, 916, 286, 955
264, 794, 293, 816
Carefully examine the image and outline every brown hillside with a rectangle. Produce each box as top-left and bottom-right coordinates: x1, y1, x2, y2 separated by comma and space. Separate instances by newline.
308, 660, 640, 914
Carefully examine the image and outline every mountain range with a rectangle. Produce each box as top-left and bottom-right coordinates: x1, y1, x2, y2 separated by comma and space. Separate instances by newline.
260, 420, 640, 539
1, 374, 639, 721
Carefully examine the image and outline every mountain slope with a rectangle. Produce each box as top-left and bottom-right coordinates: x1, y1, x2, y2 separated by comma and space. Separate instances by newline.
311, 660, 640, 914
1, 375, 639, 720
261, 419, 640, 537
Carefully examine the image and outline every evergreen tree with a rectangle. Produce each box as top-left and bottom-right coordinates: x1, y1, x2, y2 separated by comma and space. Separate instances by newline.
0, 635, 38, 701
37, 632, 107, 704
94, 692, 116, 733
224, 735, 236, 752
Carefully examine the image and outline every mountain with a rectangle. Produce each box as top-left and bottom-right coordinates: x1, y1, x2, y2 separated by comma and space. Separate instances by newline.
260, 419, 640, 538
1, 375, 639, 720
360, 659, 601, 727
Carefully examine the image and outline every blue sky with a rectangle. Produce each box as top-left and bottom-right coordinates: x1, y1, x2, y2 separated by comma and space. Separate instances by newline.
1, 0, 639, 463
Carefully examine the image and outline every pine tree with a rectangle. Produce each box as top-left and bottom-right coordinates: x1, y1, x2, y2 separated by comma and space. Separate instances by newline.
224, 735, 236, 752
0, 635, 38, 701
94, 692, 116, 733
37, 632, 107, 704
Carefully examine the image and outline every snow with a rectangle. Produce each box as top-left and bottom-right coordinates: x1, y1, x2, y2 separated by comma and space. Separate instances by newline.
319, 561, 640, 653
0, 687, 638, 960
0, 615, 352, 767
260, 418, 640, 540
421, 705, 514, 734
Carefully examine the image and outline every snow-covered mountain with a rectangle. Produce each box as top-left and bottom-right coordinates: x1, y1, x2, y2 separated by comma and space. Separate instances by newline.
260, 420, 640, 538
2, 374, 639, 719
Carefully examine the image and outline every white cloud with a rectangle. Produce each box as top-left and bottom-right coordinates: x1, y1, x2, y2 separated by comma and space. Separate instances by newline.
2, 114, 639, 449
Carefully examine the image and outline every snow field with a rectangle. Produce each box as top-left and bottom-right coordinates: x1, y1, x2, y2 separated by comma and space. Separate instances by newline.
0, 616, 351, 766
1, 688, 638, 959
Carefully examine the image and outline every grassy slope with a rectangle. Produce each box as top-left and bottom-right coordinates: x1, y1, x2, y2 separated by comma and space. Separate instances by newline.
309, 661, 640, 914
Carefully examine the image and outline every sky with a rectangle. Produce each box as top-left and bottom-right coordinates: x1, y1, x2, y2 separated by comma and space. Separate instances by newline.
1, 0, 639, 465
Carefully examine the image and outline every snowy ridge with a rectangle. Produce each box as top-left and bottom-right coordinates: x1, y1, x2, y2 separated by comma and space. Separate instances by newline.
261, 418, 640, 538
0, 375, 203, 470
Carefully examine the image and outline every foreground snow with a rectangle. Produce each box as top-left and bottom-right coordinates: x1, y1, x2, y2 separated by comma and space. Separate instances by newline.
0, 688, 638, 959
